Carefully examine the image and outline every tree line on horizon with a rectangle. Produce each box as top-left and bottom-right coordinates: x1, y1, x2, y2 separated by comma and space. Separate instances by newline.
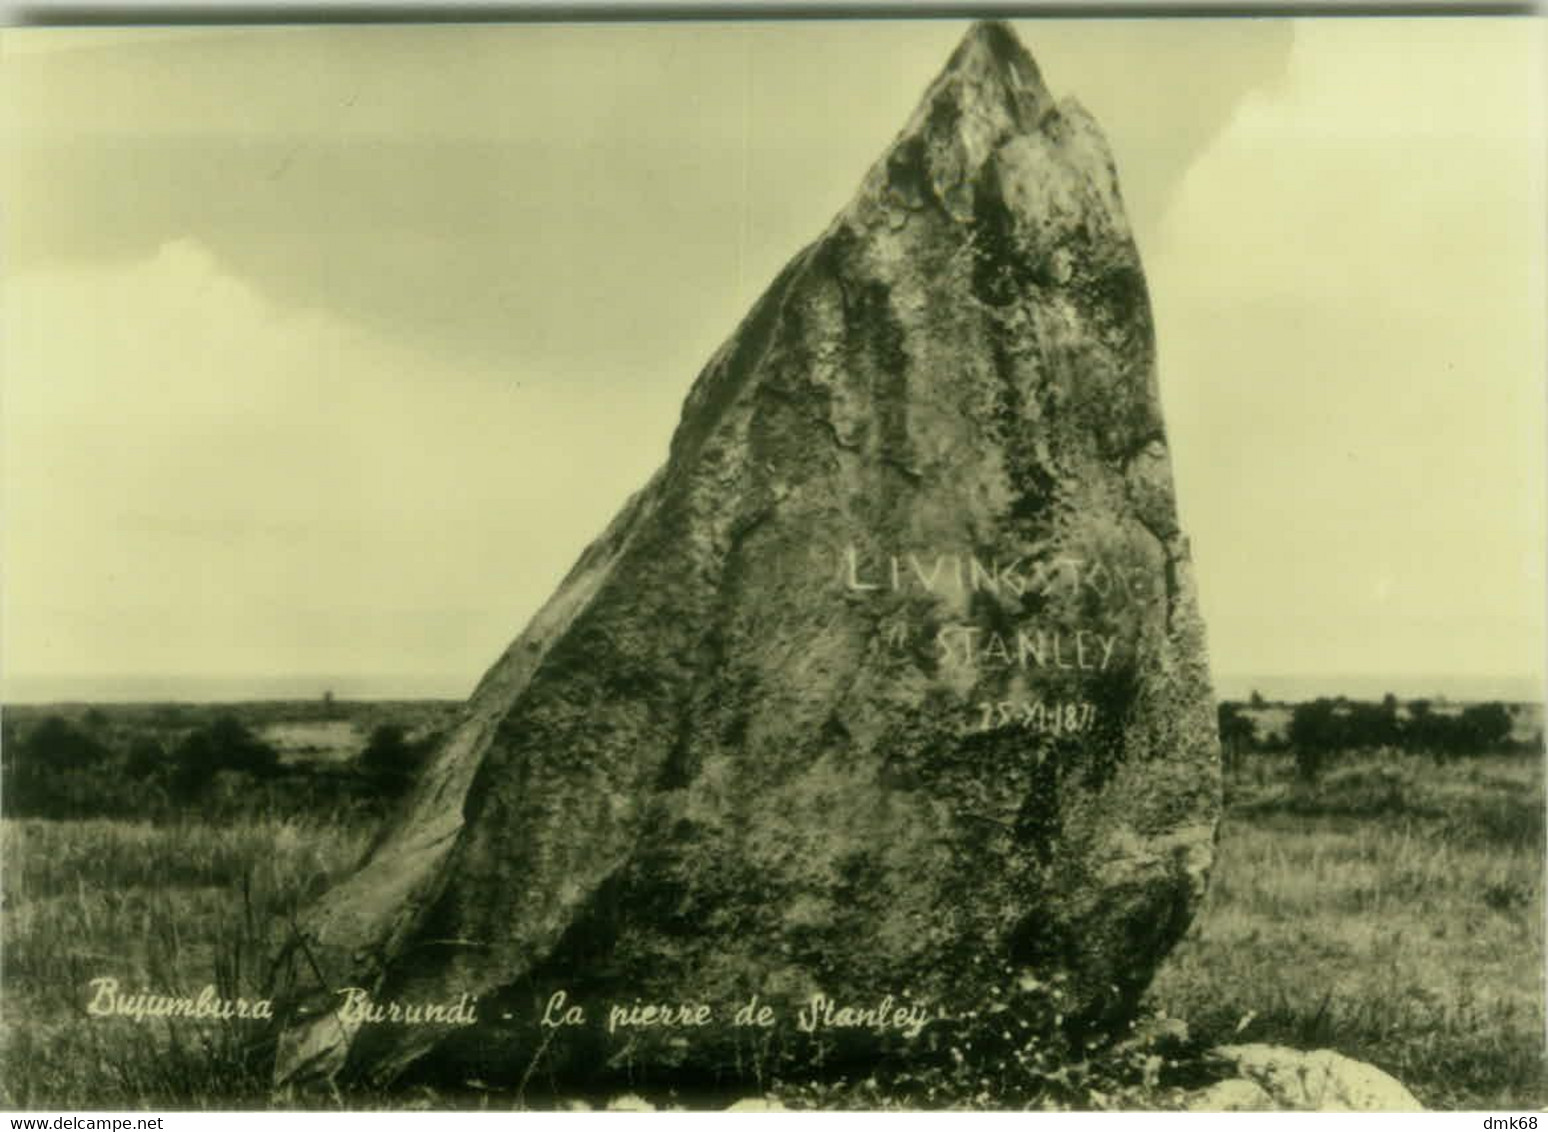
1218, 693, 1529, 781
0, 693, 1535, 822
0, 710, 434, 822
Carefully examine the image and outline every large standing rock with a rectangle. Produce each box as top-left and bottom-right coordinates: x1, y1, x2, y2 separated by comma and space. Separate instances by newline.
271, 20, 1219, 1092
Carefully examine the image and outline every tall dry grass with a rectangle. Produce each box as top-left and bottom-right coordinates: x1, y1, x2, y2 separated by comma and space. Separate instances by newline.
1, 817, 371, 1109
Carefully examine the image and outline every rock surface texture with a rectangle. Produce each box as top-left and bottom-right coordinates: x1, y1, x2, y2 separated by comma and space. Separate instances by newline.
272, 21, 1219, 1091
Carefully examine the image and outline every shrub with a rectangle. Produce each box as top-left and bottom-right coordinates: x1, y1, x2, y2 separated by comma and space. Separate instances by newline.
171, 716, 280, 802
2, 716, 118, 818
358, 723, 428, 798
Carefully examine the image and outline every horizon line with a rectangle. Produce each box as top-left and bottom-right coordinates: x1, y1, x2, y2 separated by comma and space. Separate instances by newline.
2, 669, 1543, 706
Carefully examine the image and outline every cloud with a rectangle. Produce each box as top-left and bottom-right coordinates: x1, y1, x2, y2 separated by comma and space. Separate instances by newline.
2, 239, 680, 687
1014, 18, 1295, 246
4, 22, 1292, 373
1146, 20, 1546, 682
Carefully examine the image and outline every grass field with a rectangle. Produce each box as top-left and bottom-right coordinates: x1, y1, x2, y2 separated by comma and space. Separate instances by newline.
0, 817, 373, 1109
1, 745, 1542, 1110
1148, 750, 1544, 1111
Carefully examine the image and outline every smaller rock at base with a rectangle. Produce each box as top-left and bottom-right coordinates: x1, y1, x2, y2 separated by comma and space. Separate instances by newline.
1208, 1044, 1425, 1112
725, 1098, 789, 1113
1184, 1079, 1275, 1112
605, 1094, 657, 1112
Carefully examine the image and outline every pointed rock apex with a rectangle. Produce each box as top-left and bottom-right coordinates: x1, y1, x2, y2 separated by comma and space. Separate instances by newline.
945, 19, 1050, 102
842, 20, 1121, 240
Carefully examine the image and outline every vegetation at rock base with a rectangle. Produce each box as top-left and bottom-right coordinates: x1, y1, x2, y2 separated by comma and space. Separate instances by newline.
0, 697, 1541, 1110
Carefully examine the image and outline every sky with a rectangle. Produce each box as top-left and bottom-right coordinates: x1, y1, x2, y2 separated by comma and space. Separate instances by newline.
2, 18, 1544, 702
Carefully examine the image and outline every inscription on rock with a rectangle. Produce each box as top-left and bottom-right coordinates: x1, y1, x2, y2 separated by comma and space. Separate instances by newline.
835, 543, 1140, 738
841, 544, 1155, 605
935, 626, 1120, 670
